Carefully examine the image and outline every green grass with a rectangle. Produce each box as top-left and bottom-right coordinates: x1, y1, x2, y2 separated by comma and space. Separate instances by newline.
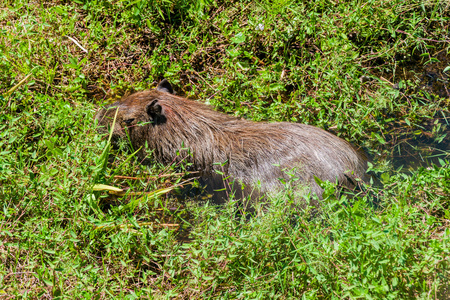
0, 0, 449, 298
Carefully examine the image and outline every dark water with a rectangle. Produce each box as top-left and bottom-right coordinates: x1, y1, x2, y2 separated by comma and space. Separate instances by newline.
396, 49, 450, 99
373, 50, 450, 170
378, 115, 449, 170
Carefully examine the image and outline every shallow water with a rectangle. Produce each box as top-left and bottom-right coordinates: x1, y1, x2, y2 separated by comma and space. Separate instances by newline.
374, 50, 450, 170
379, 115, 449, 170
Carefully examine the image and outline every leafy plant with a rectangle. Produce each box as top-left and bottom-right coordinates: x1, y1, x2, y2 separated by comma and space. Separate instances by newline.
0, 0, 448, 298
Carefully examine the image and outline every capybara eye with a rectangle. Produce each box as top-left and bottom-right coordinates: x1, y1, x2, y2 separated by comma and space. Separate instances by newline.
124, 118, 135, 125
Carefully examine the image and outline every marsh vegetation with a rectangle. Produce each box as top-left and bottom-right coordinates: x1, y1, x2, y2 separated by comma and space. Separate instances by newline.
1, 0, 449, 298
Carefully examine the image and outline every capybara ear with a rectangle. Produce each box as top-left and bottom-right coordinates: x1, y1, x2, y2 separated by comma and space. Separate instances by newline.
146, 99, 165, 124
156, 79, 174, 94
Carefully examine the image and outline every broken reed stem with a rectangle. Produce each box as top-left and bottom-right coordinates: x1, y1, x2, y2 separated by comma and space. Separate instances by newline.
5, 73, 33, 96
95, 222, 179, 230
111, 171, 199, 181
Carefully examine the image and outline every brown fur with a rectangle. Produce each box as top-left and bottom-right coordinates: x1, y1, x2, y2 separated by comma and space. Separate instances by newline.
95, 80, 369, 202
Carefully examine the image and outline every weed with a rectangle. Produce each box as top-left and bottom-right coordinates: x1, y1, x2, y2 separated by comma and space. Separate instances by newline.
0, 0, 448, 298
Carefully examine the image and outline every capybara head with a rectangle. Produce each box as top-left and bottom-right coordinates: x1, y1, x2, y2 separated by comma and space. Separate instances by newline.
95, 79, 369, 201
95, 79, 245, 170
95, 79, 173, 144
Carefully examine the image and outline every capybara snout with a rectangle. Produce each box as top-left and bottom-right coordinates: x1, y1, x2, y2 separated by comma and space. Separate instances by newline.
95, 79, 369, 201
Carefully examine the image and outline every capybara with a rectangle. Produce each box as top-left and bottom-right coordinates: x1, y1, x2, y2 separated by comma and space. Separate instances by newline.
95, 79, 369, 203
